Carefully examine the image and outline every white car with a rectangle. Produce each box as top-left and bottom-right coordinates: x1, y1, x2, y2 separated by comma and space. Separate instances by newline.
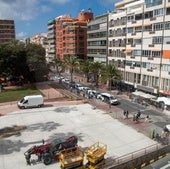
97, 93, 119, 105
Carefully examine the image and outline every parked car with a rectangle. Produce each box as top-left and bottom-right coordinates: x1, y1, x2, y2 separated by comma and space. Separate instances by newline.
97, 93, 119, 105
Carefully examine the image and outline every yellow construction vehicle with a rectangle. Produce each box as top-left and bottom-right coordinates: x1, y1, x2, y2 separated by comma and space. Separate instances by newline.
59, 147, 84, 169
85, 142, 107, 169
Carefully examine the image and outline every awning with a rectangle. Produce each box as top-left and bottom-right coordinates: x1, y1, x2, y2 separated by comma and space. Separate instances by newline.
125, 49, 132, 53
163, 50, 170, 59
132, 91, 156, 99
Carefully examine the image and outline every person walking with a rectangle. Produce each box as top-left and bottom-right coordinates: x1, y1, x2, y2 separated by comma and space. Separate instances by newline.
123, 110, 126, 119
126, 111, 129, 119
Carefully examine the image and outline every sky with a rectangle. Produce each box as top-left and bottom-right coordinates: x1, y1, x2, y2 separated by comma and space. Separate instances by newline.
0, 0, 119, 40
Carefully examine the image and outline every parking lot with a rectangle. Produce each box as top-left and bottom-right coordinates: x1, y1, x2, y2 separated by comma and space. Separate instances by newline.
0, 103, 158, 169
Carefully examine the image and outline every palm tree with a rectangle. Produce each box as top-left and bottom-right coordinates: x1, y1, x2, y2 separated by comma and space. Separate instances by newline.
52, 57, 64, 75
101, 64, 121, 91
64, 55, 79, 83
90, 62, 103, 87
79, 60, 93, 82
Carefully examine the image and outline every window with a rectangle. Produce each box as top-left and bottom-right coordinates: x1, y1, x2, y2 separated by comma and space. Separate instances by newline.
127, 15, 134, 22
144, 25, 152, 32
152, 51, 161, 58
167, 7, 170, 15
135, 26, 142, 32
154, 8, 164, 17
152, 36, 163, 44
165, 22, 170, 30
135, 14, 143, 20
142, 50, 151, 57
145, 0, 162, 8
133, 50, 141, 56
153, 22, 164, 31
162, 64, 170, 71
127, 27, 133, 33
145, 11, 153, 19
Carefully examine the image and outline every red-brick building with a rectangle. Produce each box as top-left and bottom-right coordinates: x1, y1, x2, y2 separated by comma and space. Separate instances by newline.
55, 10, 93, 60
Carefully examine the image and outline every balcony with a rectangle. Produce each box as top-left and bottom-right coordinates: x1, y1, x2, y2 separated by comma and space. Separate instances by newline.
147, 68, 153, 72
149, 44, 154, 47
149, 31, 155, 34
148, 57, 154, 60
132, 20, 136, 24
131, 32, 136, 36
150, 17, 156, 21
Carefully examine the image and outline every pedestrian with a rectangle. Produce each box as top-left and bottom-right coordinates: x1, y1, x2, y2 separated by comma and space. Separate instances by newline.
126, 111, 129, 119
123, 110, 126, 119
152, 129, 156, 139
145, 115, 150, 122
133, 114, 136, 121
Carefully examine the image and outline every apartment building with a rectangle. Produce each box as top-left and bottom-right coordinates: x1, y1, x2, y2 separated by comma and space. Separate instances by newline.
55, 10, 93, 61
30, 33, 47, 46
108, 0, 170, 95
87, 13, 108, 63
47, 19, 56, 62
29, 33, 49, 62
0, 19, 15, 44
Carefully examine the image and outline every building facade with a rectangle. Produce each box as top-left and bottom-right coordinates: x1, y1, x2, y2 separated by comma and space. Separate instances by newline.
47, 19, 56, 62
0, 19, 15, 44
87, 13, 108, 63
55, 10, 93, 60
108, 0, 170, 95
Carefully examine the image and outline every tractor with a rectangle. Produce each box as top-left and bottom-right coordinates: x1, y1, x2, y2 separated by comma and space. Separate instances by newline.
24, 135, 78, 165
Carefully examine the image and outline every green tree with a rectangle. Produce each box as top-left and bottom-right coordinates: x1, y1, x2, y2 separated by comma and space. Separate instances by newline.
101, 64, 121, 90
90, 62, 103, 87
26, 43, 48, 82
79, 60, 92, 82
0, 41, 31, 84
52, 57, 64, 75
64, 56, 79, 83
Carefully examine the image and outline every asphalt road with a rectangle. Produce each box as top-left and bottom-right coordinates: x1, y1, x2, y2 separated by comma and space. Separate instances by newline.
117, 98, 170, 129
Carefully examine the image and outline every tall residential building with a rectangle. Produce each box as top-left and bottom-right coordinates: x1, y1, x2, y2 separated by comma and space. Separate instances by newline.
0, 19, 15, 44
56, 10, 93, 59
48, 10, 93, 61
87, 13, 108, 63
29, 33, 49, 62
47, 19, 56, 62
108, 0, 170, 95
30, 33, 47, 46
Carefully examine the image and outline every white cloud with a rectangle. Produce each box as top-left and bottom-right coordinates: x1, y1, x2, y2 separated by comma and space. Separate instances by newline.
16, 31, 27, 39
0, 0, 51, 21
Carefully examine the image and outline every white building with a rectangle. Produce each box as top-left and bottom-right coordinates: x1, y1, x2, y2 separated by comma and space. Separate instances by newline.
87, 13, 108, 63
108, 0, 170, 95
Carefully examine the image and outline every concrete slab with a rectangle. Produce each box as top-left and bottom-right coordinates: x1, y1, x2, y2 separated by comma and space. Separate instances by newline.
0, 104, 158, 169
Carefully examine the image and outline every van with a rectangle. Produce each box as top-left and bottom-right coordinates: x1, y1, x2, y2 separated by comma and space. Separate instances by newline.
97, 93, 119, 105
18, 95, 44, 109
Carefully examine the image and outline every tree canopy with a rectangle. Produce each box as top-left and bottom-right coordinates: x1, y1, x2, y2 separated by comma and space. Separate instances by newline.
0, 41, 48, 85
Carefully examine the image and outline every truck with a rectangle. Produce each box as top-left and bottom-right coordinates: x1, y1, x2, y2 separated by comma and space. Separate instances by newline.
18, 95, 44, 109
